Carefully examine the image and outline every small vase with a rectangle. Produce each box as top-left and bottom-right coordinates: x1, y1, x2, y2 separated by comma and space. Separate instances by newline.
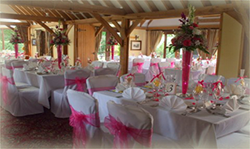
182, 49, 193, 95
57, 45, 62, 69
14, 43, 18, 58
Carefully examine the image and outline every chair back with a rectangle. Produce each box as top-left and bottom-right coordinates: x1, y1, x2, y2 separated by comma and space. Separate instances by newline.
105, 101, 153, 148
67, 89, 101, 148
120, 73, 146, 87
158, 61, 171, 72
64, 69, 91, 92
199, 74, 226, 85
107, 62, 121, 76
5, 59, 20, 70
131, 58, 144, 73
86, 75, 118, 95
91, 61, 104, 69
94, 68, 117, 76
145, 58, 161, 81
11, 61, 29, 69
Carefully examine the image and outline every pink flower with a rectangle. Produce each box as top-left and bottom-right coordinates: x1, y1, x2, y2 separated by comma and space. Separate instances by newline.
171, 38, 176, 45
193, 23, 198, 27
183, 40, 192, 46
189, 26, 194, 30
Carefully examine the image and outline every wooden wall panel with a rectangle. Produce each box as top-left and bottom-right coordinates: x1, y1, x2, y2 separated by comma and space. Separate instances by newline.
77, 24, 95, 67
217, 13, 243, 78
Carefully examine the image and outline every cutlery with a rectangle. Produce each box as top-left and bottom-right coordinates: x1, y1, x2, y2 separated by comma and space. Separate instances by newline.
206, 108, 230, 118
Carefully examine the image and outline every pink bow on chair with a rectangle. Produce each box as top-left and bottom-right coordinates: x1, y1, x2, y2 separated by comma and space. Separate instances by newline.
125, 73, 135, 80
212, 80, 224, 91
1, 76, 15, 105
150, 62, 159, 72
234, 76, 246, 83
133, 62, 144, 73
198, 80, 205, 87
104, 115, 152, 149
69, 106, 100, 148
65, 77, 87, 92
150, 72, 166, 82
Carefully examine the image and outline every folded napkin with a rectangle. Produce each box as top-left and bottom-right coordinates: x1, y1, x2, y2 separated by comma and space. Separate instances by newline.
159, 95, 187, 112
241, 96, 250, 105
222, 96, 240, 115
224, 84, 245, 96
23, 62, 37, 70
122, 87, 146, 102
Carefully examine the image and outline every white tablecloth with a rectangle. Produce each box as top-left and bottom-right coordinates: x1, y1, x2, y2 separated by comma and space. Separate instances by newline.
93, 91, 250, 148
14, 69, 64, 109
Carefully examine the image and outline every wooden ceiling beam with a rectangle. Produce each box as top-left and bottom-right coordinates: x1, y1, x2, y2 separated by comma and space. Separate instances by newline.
8, 5, 32, 25
140, 20, 146, 27
32, 8, 44, 16
141, 24, 220, 30
1, 1, 126, 15
112, 21, 121, 32
35, 21, 55, 35
129, 0, 145, 13
65, 24, 73, 35
180, 0, 189, 9
127, 19, 143, 37
0, 13, 63, 22
0, 22, 30, 26
91, 12, 122, 45
6, 25, 15, 31
95, 25, 104, 37
197, 18, 220, 23
146, 1, 159, 12
117, 1, 134, 14
201, 0, 212, 7
161, 0, 174, 10
147, 20, 153, 28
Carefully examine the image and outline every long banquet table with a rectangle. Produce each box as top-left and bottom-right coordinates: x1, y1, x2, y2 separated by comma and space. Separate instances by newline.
93, 90, 250, 148
14, 68, 64, 109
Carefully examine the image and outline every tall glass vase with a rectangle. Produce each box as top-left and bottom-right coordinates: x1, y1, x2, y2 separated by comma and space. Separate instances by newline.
57, 45, 62, 69
111, 45, 114, 60
182, 49, 193, 95
14, 43, 18, 58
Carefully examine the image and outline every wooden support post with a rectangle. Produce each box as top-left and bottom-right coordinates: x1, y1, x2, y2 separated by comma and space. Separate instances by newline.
163, 32, 167, 58
63, 24, 68, 55
1, 29, 4, 50
35, 21, 55, 35
120, 19, 130, 75
6, 25, 15, 31
74, 24, 78, 63
95, 25, 104, 37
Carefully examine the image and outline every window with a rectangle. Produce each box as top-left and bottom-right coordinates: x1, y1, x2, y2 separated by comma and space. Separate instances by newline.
155, 33, 175, 58
0, 28, 24, 52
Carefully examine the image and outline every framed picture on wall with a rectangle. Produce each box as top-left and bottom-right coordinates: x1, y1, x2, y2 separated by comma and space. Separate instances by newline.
131, 40, 141, 50
32, 38, 36, 46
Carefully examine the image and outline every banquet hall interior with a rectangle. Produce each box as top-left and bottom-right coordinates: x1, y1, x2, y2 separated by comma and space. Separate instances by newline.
0, 0, 250, 148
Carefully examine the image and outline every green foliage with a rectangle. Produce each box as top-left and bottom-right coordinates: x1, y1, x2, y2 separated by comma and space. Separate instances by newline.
0, 29, 24, 52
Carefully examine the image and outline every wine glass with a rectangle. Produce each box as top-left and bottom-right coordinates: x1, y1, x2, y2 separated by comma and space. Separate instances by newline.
192, 84, 204, 112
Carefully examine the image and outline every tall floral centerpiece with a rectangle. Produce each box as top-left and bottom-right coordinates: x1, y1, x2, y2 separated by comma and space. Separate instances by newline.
50, 23, 70, 69
9, 30, 23, 58
169, 5, 209, 96
107, 36, 117, 60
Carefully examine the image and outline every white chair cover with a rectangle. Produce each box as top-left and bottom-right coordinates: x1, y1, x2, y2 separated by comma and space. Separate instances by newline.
11, 61, 29, 69
51, 69, 91, 118
67, 89, 102, 148
131, 58, 144, 74
86, 75, 118, 95
166, 58, 176, 68
29, 58, 38, 63
41, 60, 51, 67
106, 101, 180, 148
94, 68, 117, 76
107, 62, 121, 76
91, 61, 104, 69
120, 73, 146, 87
199, 74, 226, 85
4, 59, 21, 69
158, 61, 171, 73
145, 58, 161, 81
1, 67, 44, 116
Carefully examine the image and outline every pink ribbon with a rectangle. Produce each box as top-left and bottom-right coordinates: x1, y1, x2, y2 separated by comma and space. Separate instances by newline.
198, 80, 204, 87
133, 62, 144, 73
135, 82, 146, 87
125, 73, 135, 80
69, 106, 100, 148
212, 80, 224, 95
94, 66, 100, 69
104, 115, 152, 148
150, 62, 159, 72
234, 77, 246, 83
65, 77, 87, 92
170, 62, 175, 68
1, 76, 15, 105
11, 65, 24, 69
88, 86, 116, 95
150, 72, 166, 82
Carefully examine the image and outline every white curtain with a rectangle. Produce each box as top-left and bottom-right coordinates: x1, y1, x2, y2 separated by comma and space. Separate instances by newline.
147, 31, 162, 55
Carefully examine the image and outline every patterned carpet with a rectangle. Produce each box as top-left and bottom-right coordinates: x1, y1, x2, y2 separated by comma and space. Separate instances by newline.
0, 107, 73, 148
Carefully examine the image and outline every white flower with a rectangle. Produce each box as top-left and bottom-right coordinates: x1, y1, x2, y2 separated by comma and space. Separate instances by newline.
195, 40, 201, 46
193, 28, 202, 35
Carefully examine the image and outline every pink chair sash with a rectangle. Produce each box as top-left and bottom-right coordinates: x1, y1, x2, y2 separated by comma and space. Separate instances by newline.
1, 76, 15, 105
150, 63, 159, 72
69, 106, 100, 148
104, 115, 152, 148
170, 62, 175, 68
94, 66, 100, 69
65, 77, 87, 92
88, 86, 116, 95
133, 62, 144, 73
